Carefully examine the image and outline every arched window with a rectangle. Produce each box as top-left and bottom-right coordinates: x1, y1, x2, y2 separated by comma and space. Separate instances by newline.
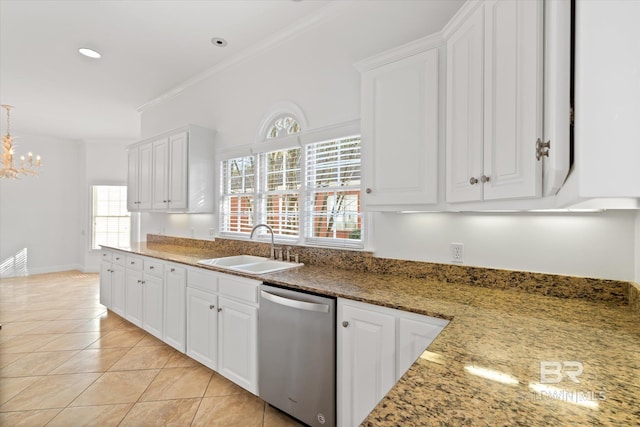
265, 115, 301, 139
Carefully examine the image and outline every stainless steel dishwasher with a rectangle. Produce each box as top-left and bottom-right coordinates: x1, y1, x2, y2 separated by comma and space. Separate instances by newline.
259, 283, 336, 427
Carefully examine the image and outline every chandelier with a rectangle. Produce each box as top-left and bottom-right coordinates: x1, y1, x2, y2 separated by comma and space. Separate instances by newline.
1, 105, 41, 179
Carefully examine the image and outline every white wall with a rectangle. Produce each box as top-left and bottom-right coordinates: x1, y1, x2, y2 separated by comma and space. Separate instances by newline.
138, 1, 639, 282
0, 135, 83, 277
374, 211, 636, 281
81, 141, 131, 273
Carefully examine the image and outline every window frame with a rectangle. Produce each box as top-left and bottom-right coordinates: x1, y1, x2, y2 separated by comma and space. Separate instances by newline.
90, 183, 131, 251
218, 120, 364, 249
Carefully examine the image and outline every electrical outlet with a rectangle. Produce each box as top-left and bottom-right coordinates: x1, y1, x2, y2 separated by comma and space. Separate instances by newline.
451, 243, 464, 263
208, 228, 215, 239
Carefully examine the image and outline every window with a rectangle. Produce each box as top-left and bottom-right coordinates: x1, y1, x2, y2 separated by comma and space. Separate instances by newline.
91, 185, 130, 250
219, 117, 363, 247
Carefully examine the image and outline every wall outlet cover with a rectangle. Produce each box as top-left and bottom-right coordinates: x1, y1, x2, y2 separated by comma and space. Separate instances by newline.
451, 243, 464, 263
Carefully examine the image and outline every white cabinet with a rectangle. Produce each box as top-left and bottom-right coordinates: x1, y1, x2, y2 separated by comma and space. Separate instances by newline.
445, 0, 543, 203
164, 264, 187, 352
337, 300, 395, 427
186, 286, 218, 369
99, 249, 125, 310
125, 268, 143, 326
337, 298, 449, 427
356, 36, 441, 210
127, 142, 153, 211
217, 296, 258, 394
127, 125, 216, 213
142, 272, 164, 339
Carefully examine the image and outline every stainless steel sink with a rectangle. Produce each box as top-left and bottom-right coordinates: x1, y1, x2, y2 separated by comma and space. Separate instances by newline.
197, 255, 303, 274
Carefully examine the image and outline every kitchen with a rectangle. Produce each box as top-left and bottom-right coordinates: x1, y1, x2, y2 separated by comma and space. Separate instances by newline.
1, 0, 639, 426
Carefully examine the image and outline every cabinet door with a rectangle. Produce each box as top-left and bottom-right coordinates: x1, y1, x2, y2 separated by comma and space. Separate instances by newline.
446, 5, 485, 203
186, 287, 218, 370
483, 0, 543, 200
397, 316, 448, 381
362, 48, 439, 208
127, 148, 139, 211
125, 269, 143, 327
110, 264, 126, 317
217, 297, 258, 395
337, 301, 395, 427
99, 261, 112, 308
168, 132, 188, 210
142, 274, 163, 339
138, 142, 153, 210
164, 265, 186, 352
152, 138, 169, 210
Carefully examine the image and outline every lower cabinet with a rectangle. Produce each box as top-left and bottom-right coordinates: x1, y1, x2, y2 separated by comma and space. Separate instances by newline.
142, 274, 164, 339
217, 296, 258, 394
186, 286, 218, 369
337, 298, 449, 427
164, 264, 187, 352
125, 269, 144, 327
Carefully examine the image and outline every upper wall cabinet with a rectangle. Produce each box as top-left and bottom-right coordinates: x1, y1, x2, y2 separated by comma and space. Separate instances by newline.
445, 0, 544, 203
128, 125, 216, 213
356, 35, 441, 211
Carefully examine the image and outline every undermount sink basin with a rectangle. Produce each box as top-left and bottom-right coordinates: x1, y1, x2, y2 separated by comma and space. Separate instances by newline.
197, 255, 303, 274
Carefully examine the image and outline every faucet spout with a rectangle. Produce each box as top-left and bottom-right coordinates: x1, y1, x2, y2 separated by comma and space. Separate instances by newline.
250, 224, 275, 259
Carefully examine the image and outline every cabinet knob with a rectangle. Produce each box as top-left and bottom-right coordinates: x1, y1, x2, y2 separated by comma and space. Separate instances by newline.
130, 261, 135, 265
209, 305, 215, 310
115, 257, 120, 261
167, 200, 171, 203
141, 280, 145, 285
149, 266, 154, 270
163, 200, 167, 203
137, 280, 141, 284
218, 308, 222, 312
365, 188, 372, 194
170, 268, 175, 272
469, 177, 479, 185
480, 175, 490, 183
342, 321, 349, 328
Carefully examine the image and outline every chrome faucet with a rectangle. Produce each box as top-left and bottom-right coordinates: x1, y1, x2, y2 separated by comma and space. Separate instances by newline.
250, 224, 276, 259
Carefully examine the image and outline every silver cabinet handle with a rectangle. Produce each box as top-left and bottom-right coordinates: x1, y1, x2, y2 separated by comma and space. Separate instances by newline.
209, 305, 215, 310
261, 290, 330, 313
137, 280, 141, 284
115, 257, 120, 261
130, 261, 135, 265
481, 175, 490, 183
342, 321, 349, 328
149, 266, 154, 270
469, 177, 478, 185
218, 308, 222, 312
170, 268, 175, 272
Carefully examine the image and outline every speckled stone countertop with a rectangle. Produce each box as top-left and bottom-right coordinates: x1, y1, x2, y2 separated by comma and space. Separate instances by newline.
103, 241, 640, 426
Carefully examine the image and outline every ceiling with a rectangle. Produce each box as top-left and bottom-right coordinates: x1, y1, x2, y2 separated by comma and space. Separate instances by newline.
0, 0, 332, 141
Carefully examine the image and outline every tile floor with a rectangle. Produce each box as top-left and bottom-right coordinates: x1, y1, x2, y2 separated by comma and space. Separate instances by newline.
0, 271, 303, 426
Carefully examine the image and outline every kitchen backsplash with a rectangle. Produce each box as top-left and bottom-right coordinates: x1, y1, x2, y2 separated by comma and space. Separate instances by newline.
146, 234, 632, 306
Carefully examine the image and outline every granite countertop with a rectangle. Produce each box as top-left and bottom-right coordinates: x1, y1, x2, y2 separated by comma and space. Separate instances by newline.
104, 242, 640, 426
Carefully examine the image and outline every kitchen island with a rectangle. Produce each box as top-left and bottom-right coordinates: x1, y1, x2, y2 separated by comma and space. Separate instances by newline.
103, 238, 640, 426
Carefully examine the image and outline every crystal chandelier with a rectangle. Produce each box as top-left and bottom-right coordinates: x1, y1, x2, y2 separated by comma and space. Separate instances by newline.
1, 105, 41, 179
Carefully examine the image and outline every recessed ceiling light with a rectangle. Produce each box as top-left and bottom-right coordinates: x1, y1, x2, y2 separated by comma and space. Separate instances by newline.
210, 38, 228, 47
78, 48, 102, 59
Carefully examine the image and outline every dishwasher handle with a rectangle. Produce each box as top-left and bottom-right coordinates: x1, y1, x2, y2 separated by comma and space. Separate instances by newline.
260, 290, 330, 313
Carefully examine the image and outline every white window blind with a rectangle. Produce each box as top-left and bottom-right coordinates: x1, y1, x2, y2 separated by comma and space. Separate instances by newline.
260, 147, 301, 239
220, 156, 255, 234
305, 136, 362, 245
92, 185, 130, 250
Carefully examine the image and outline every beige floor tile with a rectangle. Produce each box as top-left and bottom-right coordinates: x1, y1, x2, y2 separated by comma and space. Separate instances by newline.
0, 321, 46, 336
0, 352, 25, 369
70, 369, 159, 406
164, 351, 200, 368
0, 309, 68, 323
88, 329, 146, 349
109, 345, 175, 371
135, 333, 167, 347
50, 348, 130, 374
55, 307, 107, 320
263, 404, 306, 427
47, 403, 132, 427
204, 372, 246, 397
0, 376, 40, 405
0, 350, 78, 377
0, 408, 61, 426
192, 393, 265, 426
0, 373, 101, 411
140, 366, 213, 401
22, 319, 90, 335
37, 332, 101, 352
71, 314, 125, 332
120, 398, 201, 426
0, 334, 58, 353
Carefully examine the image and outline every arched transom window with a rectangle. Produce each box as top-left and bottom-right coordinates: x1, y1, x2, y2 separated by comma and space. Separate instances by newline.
265, 115, 301, 139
